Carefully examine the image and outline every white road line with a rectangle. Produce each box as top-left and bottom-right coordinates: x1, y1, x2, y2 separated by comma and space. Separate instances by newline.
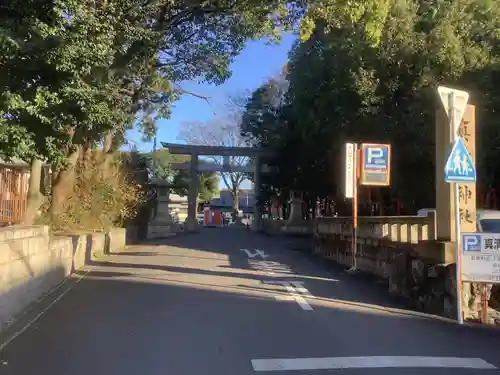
250, 260, 292, 275
284, 285, 299, 294
292, 295, 313, 310
288, 281, 308, 294
246, 253, 314, 311
283, 286, 313, 310
273, 295, 313, 310
251, 356, 498, 371
266, 281, 314, 311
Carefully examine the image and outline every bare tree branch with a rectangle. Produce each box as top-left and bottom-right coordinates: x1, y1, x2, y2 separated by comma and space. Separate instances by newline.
177, 114, 252, 193
174, 85, 216, 115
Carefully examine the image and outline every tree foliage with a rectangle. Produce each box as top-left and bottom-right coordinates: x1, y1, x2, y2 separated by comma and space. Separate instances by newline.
0, 0, 304, 220
139, 149, 219, 202
242, 0, 500, 214
172, 167, 220, 203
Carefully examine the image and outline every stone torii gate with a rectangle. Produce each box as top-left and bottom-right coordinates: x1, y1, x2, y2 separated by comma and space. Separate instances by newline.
161, 142, 272, 231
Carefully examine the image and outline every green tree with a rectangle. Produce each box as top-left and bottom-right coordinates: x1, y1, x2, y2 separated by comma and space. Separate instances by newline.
140, 149, 190, 182
139, 149, 219, 201
0, 0, 303, 220
242, 0, 500, 214
172, 167, 220, 203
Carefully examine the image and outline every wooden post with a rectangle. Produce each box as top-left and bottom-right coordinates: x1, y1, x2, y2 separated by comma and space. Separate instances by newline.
435, 105, 476, 240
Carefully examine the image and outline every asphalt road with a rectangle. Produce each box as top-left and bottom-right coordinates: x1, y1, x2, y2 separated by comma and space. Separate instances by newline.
0, 227, 499, 375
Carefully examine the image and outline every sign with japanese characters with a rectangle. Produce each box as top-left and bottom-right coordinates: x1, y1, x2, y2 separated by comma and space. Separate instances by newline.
462, 233, 500, 283
457, 106, 476, 234
344, 143, 356, 198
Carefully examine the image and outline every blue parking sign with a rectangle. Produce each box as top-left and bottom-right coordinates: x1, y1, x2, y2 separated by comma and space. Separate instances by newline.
360, 143, 391, 186
462, 233, 481, 252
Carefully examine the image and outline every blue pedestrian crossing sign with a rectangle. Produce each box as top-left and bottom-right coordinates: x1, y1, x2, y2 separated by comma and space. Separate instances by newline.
444, 137, 476, 183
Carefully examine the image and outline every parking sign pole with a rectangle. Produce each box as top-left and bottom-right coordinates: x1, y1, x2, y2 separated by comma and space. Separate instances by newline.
449, 92, 464, 325
347, 145, 359, 273
352, 146, 359, 271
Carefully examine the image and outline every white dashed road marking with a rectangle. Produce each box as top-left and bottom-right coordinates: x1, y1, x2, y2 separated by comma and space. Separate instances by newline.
240, 249, 314, 310
264, 280, 314, 311
250, 260, 293, 276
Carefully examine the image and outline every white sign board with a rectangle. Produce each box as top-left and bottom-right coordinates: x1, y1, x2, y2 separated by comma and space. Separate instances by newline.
462, 233, 500, 283
344, 143, 355, 198
437, 86, 469, 134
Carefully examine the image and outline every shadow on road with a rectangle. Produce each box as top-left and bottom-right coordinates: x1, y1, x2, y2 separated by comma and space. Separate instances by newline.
90, 227, 449, 318
1, 272, 500, 375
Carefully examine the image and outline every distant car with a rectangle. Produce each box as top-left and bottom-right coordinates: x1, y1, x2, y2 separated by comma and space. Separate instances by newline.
417, 208, 500, 233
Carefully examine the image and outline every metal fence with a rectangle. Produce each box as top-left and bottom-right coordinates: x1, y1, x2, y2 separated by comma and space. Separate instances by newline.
0, 166, 29, 225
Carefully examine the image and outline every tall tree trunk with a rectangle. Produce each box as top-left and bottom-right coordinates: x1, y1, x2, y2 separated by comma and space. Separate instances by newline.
22, 158, 44, 225
101, 131, 116, 180
50, 149, 80, 220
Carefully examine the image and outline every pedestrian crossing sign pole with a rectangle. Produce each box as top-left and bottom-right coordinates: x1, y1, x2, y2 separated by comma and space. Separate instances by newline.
439, 86, 475, 325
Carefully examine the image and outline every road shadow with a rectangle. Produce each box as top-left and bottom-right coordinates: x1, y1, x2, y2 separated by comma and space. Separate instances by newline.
1, 273, 500, 375
93, 227, 499, 328
128, 227, 409, 311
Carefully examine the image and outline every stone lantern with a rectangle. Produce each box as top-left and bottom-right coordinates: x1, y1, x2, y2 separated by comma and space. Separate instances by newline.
147, 178, 174, 239
286, 190, 304, 225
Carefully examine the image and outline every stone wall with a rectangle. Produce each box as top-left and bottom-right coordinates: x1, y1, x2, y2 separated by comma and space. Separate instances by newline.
312, 231, 458, 316
0, 226, 72, 329
261, 219, 313, 236
312, 216, 499, 324
0, 226, 128, 332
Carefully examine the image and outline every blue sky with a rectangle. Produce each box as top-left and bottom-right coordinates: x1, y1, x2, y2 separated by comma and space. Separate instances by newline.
125, 33, 296, 152
125, 32, 297, 188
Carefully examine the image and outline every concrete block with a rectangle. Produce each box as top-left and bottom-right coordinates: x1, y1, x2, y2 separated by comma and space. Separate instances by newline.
0, 225, 48, 243
32, 235, 50, 255
89, 232, 106, 259
57, 256, 71, 278
30, 252, 49, 277
7, 241, 23, 262
70, 235, 87, 270
415, 240, 455, 264
106, 228, 127, 253
0, 225, 76, 333
54, 232, 107, 270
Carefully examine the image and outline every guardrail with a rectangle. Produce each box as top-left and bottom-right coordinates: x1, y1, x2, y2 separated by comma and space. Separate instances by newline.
314, 211, 436, 243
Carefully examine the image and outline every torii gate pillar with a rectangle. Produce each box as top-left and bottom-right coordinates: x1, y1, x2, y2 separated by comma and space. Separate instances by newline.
185, 154, 199, 232
252, 156, 262, 231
